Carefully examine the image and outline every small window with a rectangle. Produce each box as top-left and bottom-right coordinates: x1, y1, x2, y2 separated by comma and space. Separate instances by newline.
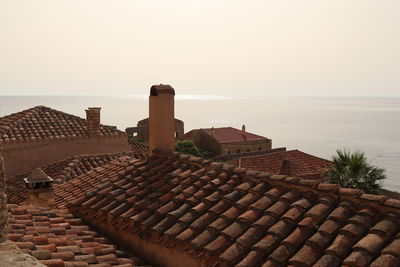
175, 132, 179, 138
227, 150, 231, 154
258, 147, 261, 151
246, 149, 250, 152
236, 149, 240, 153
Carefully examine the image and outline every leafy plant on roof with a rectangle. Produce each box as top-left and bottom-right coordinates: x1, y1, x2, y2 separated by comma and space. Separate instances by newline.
325, 149, 386, 194
175, 140, 211, 158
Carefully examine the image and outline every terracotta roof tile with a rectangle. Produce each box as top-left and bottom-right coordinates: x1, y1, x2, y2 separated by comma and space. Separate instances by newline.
7, 152, 137, 205
201, 127, 269, 143
0, 106, 124, 143
229, 149, 333, 179
127, 139, 148, 159
46, 150, 400, 267
6, 204, 151, 267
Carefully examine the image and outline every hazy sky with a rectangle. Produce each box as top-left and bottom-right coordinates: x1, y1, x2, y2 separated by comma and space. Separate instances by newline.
1, 1, 399, 97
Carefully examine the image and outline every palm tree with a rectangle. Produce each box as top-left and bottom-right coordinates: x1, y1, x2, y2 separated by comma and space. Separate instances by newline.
325, 149, 386, 194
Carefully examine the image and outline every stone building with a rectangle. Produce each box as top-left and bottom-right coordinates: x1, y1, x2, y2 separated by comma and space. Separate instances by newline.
126, 117, 184, 141
0, 106, 130, 178
185, 126, 272, 156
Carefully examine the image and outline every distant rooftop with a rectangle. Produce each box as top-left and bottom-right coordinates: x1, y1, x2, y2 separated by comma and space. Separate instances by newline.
229, 149, 333, 179
202, 127, 269, 143
0, 106, 124, 143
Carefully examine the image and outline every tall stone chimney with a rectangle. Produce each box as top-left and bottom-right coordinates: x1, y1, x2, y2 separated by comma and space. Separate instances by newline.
242, 124, 246, 132
86, 107, 101, 136
149, 84, 175, 155
24, 169, 54, 207
0, 144, 7, 242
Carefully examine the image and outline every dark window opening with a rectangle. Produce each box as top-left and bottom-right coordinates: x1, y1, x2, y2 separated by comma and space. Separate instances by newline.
236, 149, 240, 153
258, 147, 261, 150
246, 149, 250, 152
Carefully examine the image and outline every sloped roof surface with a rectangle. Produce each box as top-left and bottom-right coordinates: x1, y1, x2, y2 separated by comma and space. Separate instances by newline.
0, 106, 123, 143
65, 151, 400, 267
7, 152, 134, 205
128, 139, 148, 159
6, 204, 150, 267
54, 156, 139, 208
229, 150, 333, 179
202, 127, 269, 144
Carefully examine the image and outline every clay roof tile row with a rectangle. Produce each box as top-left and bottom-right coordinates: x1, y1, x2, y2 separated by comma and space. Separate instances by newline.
52, 150, 400, 267
6, 204, 150, 267
7, 152, 136, 205
228, 149, 333, 179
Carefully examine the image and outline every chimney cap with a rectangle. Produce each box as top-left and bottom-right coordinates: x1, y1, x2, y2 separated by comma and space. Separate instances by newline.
86, 107, 101, 112
24, 169, 53, 184
150, 84, 175, 96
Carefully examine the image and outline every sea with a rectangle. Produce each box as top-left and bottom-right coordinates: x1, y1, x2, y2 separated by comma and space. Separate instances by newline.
1, 95, 399, 191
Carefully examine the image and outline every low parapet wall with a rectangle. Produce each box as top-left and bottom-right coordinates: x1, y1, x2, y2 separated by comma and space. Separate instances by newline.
213, 147, 287, 162
3, 135, 130, 178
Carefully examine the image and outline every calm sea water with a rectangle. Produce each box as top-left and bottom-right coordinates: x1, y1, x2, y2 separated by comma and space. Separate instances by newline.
1, 95, 399, 191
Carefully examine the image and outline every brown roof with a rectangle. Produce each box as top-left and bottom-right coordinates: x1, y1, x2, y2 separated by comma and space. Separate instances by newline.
54, 155, 140, 208
202, 127, 269, 144
128, 139, 148, 159
6, 204, 150, 267
7, 152, 135, 205
228, 150, 333, 180
0, 106, 124, 143
63, 150, 400, 267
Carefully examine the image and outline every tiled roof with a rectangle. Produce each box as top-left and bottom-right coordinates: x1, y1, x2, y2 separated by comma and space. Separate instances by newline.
66, 150, 400, 267
229, 150, 333, 180
202, 127, 269, 144
0, 106, 124, 143
6, 204, 150, 267
54, 155, 140, 208
128, 139, 148, 159
7, 152, 135, 205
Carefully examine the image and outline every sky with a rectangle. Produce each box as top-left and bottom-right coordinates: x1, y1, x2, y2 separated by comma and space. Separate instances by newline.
0, 0, 399, 97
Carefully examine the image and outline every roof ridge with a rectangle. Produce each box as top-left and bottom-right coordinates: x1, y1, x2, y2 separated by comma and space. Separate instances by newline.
0, 105, 125, 143
154, 150, 400, 213
232, 149, 332, 163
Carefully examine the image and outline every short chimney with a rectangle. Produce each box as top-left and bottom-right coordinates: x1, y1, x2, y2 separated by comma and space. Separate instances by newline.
149, 85, 175, 155
24, 169, 54, 207
242, 124, 246, 132
86, 107, 101, 136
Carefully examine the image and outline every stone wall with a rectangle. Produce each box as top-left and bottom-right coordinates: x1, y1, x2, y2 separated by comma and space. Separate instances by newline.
0, 144, 6, 242
220, 139, 272, 155
134, 118, 184, 141
213, 147, 287, 162
77, 212, 206, 267
185, 129, 271, 157
185, 130, 222, 153
2, 135, 130, 178
0, 240, 46, 267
